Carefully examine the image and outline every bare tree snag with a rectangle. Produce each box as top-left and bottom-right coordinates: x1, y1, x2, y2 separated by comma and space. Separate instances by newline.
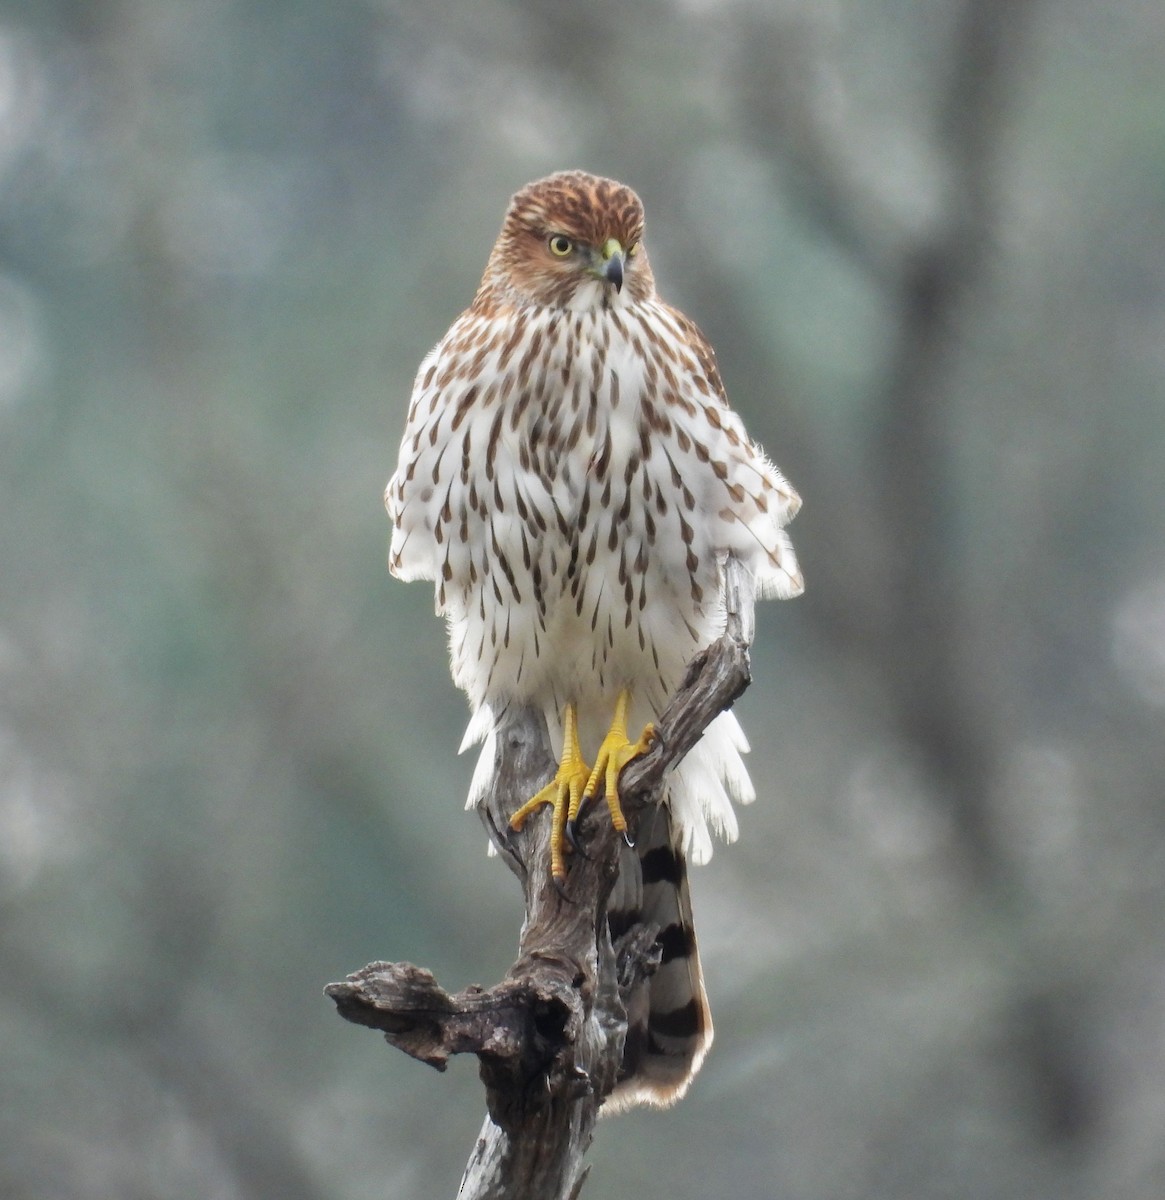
326, 559, 757, 1199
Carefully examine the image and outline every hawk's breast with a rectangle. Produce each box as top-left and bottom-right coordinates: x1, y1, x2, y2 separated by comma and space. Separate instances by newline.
387, 301, 801, 718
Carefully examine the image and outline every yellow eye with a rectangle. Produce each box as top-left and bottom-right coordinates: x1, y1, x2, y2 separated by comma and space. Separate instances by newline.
548, 235, 573, 257
626, 241, 639, 258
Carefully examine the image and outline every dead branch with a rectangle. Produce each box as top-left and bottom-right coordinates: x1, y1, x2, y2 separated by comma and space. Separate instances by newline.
326, 559, 756, 1199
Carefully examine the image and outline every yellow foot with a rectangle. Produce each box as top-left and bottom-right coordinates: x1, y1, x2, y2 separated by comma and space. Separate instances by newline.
580, 688, 655, 844
509, 703, 589, 884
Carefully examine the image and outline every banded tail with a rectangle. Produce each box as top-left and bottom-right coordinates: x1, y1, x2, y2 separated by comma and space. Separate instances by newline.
605, 802, 712, 1112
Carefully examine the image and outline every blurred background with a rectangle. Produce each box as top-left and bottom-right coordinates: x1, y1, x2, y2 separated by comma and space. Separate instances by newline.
2, 0, 1164, 1196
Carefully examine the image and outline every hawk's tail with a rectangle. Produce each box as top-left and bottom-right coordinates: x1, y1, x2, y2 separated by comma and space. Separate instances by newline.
604, 803, 713, 1112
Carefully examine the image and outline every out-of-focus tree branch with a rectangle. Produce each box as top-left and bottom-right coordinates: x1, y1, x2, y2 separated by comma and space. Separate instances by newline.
733, 0, 1098, 1144
873, 0, 1040, 877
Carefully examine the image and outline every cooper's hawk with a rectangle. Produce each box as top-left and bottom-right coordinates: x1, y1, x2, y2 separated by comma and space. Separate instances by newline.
386, 171, 802, 1109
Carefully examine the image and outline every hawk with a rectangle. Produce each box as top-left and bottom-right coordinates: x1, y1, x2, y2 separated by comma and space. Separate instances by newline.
386, 171, 802, 1109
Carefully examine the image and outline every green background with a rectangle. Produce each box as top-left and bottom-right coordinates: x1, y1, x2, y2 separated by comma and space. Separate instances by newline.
3, 1, 1164, 1196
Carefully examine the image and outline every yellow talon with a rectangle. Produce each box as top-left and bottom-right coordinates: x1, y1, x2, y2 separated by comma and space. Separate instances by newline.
509, 702, 589, 883
511, 692, 655, 882
582, 688, 655, 837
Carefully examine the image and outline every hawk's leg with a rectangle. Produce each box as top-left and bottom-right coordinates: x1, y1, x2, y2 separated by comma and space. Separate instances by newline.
508, 702, 590, 883
573, 688, 656, 847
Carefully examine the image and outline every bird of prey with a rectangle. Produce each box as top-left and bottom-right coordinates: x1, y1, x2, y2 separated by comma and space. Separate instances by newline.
386, 170, 802, 1108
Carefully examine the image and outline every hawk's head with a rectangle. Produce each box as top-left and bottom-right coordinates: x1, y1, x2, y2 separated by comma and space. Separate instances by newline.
478, 171, 656, 311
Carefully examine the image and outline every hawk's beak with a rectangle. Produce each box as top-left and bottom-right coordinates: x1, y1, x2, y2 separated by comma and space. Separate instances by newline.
600, 238, 625, 293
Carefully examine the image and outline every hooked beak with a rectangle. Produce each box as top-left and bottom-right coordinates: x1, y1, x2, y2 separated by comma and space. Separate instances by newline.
599, 237, 625, 293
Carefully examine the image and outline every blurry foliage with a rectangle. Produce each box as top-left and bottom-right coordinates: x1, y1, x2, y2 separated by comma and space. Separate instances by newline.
1, 0, 1165, 1197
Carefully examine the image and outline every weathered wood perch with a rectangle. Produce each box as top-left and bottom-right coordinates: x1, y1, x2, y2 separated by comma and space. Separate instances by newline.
326, 559, 756, 1199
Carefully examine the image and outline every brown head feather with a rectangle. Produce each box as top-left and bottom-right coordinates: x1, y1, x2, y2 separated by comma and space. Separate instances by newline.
475, 170, 656, 310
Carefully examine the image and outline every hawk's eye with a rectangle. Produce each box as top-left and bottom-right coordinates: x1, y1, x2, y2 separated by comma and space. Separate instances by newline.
548, 235, 573, 257
626, 241, 640, 258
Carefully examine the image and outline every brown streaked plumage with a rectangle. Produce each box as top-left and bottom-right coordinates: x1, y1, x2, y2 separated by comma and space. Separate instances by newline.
386, 170, 802, 1109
